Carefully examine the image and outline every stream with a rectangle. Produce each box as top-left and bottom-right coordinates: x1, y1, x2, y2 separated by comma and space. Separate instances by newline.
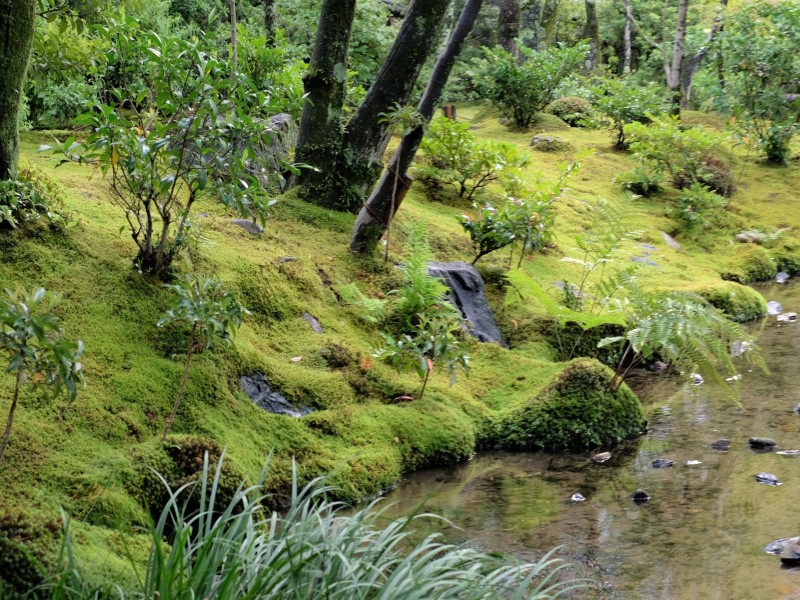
381, 282, 800, 599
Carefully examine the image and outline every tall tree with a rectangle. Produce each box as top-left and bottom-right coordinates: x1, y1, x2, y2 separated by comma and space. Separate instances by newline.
680, 0, 728, 108
582, 0, 600, 71
351, 0, 484, 253
622, 0, 633, 73
666, 0, 689, 113
498, 0, 520, 55
521, 0, 560, 50
264, 0, 276, 46
293, 0, 358, 194
0, 0, 36, 180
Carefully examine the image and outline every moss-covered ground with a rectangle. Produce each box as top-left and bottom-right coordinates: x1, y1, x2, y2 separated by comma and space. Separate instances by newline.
1, 105, 799, 589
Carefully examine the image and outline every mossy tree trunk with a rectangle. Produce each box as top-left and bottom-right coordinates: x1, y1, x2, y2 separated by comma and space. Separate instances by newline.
0, 0, 36, 181
581, 0, 600, 72
622, 0, 633, 73
322, 0, 452, 212
666, 0, 689, 116
498, 0, 519, 56
351, 0, 484, 254
263, 0, 276, 46
680, 0, 728, 109
292, 0, 357, 194
521, 0, 559, 50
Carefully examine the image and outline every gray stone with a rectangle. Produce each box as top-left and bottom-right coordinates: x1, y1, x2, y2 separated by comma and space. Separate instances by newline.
776, 272, 790, 284
302, 312, 324, 334
570, 492, 586, 502
231, 219, 264, 235
428, 262, 505, 346
268, 113, 294, 133
659, 231, 681, 251
780, 542, 800, 564
765, 537, 800, 556
631, 256, 659, 266
777, 312, 797, 323
652, 459, 675, 469
767, 301, 783, 316
755, 472, 782, 486
748, 437, 777, 450
710, 439, 731, 451
735, 231, 767, 244
776, 450, 800, 457
240, 374, 312, 417
593, 451, 612, 463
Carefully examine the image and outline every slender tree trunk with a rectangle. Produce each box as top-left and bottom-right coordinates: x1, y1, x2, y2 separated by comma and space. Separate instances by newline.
680, 0, 728, 109
667, 0, 689, 115
292, 0, 358, 192
498, 0, 520, 56
230, 0, 238, 67
326, 0, 452, 212
351, 0, 483, 253
0, 0, 36, 181
582, 0, 601, 72
162, 329, 196, 441
0, 371, 23, 466
622, 0, 633, 73
264, 0, 276, 46
419, 367, 431, 400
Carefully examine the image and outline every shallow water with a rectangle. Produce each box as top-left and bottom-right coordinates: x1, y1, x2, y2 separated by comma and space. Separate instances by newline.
382, 282, 800, 599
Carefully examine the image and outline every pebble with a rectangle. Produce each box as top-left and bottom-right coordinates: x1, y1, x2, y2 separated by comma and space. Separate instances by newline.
570, 493, 586, 502
593, 452, 612, 463
755, 472, 782, 486
686, 460, 702, 465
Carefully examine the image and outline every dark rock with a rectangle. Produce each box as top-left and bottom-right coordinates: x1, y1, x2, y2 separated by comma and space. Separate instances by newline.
710, 439, 731, 451
231, 219, 264, 235
652, 459, 675, 469
659, 231, 681, 252
302, 312, 324, 334
755, 472, 782, 486
428, 262, 505, 346
631, 489, 651, 503
765, 537, 800, 556
749, 437, 777, 450
239, 374, 312, 417
781, 542, 800, 565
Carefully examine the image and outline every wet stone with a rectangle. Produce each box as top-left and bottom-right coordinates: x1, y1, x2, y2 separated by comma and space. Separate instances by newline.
240, 374, 312, 417
765, 537, 800, 556
710, 439, 731, 451
749, 437, 777, 451
755, 472, 782, 486
570, 493, 586, 502
652, 459, 675, 469
593, 452, 612, 463
631, 489, 651, 503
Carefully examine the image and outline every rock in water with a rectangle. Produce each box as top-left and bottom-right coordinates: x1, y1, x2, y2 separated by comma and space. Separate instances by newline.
593, 452, 612, 463
710, 439, 731, 451
755, 472, 782, 486
795, 403, 800, 416
776, 450, 800, 457
428, 262, 506, 346
777, 312, 798, 323
570, 492, 586, 502
767, 301, 783, 316
765, 537, 800, 556
240, 374, 312, 417
652, 459, 675, 468
631, 489, 651, 503
749, 437, 777, 450
780, 542, 800, 565
776, 272, 790, 284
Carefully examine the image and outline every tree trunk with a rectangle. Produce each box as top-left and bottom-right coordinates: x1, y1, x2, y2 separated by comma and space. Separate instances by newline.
582, 0, 600, 72
622, 0, 633, 73
264, 0, 276, 46
522, 0, 560, 50
667, 0, 689, 115
292, 0, 358, 193
498, 0, 520, 56
0, 0, 36, 181
351, 0, 483, 254
230, 0, 238, 67
0, 371, 23, 466
326, 0, 452, 212
680, 0, 728, 109
162, 330, 196, 442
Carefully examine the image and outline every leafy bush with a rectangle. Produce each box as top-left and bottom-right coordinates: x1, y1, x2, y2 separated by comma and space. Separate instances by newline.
34, 79, 97, 129
693, 281, 767, 322
590, 77, 667, 147
0, 167, 70, 230
545, 95, 593, 126
418, 116, 529, 202
475, 44, 588, 128
670, 183, 726, 228
459, 202, 517, 265
615, 164, 663, 196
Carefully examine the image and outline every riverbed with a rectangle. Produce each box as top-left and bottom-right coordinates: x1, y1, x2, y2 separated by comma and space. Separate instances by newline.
382, 282, 800, 599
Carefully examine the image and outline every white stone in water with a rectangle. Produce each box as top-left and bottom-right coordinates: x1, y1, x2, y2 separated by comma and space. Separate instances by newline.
690, 373, 704, 385
777, 312, 798, 323
686, 460, 702, 465
767, 301, 783, 316
725, 374, 742, 382
570, 493, 586, 502
776, 272, 790, 284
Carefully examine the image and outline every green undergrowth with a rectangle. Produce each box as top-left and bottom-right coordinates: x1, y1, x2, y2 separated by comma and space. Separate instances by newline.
1, 106, 798, 591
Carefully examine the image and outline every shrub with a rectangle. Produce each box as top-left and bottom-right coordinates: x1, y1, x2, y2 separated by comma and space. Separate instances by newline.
692, 281, 767, 322
418, 116, 529, 202
720, 244, 777, 284
475, 44, 588, 128
615, 164, 663, 196
590, 77, 667, 147
670, 183, 726, 228
0, 167, 70, 231
34, 79, 97, 129
545, 95, 593, 126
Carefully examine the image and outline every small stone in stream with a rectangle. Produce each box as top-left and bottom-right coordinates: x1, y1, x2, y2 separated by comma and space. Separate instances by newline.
755, 472, 782, 486
767, 301, 783, 316
778, 312, 798, 323
725, 374, 742, 382
648, 360, 669, 372
570, 493, 586, 502
302, 312, 324, 334
659, 231, 681, 251
777, 450, 800, 457
652, 459, 675, 468
631, 489, 651, 503
689, 373, 704, 385
731, 340, 752, 357
765, 537, 800, 556
749, 437, 777, 450
231, 218, 264, 235
795, 403, 800, 416
686, 460, 702, 465
593, 452, 612, 463
780, 542, 800, 565
776, 272, 790, 284
710, 439, 731, 451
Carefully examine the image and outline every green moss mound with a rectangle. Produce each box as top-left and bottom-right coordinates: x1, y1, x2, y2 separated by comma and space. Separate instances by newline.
689, 280, 767, 322
720, 244, 777, 284
0, 511, 61, 599
545, 96, 593, 127
496, 358, 645, 451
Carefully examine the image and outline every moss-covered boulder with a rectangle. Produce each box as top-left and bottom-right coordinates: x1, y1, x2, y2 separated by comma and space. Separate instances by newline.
496, 358, 644, 451
690, 280, 767, 322
720, 244, 777, 284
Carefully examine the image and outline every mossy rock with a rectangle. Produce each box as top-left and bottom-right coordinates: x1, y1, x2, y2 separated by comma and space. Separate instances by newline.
496, 358, 644, 451
719, 244, 777, 284
690, 280, 767, 322
774, 249, 800, 276
0, 510, 61, 598
545, 96, 593, 127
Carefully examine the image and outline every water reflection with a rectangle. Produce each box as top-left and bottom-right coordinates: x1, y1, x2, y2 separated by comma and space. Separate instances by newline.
382, 283, 800, 599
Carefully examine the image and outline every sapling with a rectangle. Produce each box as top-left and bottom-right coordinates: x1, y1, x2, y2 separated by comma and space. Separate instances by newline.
158, 276, 248, 440
0, 287, 84, 465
